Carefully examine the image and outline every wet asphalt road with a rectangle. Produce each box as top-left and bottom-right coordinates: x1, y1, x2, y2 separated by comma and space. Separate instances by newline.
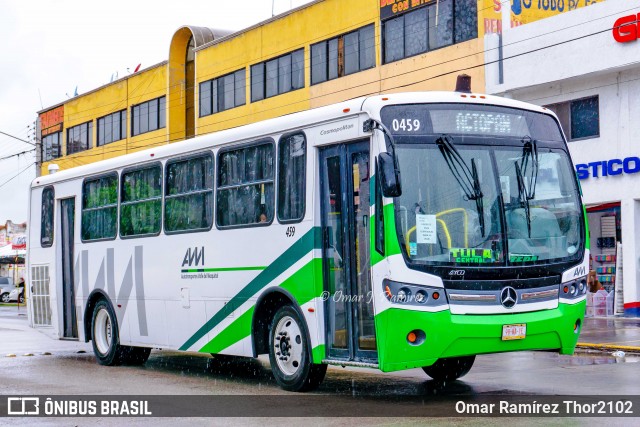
0, 307, 639, 426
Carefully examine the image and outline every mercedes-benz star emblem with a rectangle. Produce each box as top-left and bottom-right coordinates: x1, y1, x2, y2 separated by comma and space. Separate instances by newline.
500, 286, 518, 309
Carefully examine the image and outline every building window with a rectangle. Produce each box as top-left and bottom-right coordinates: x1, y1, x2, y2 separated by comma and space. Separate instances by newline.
311, 24, 375, 85
199, 69, 246, 117
82, 173, 118, 241
120, 164, 162, 237
217, 141, 274, 227
97, 110, 127, 146
66, 121, 93, 155
278, 133, 306, 223
545, 96, 600, 141
42, 132, 61, 161
132, 96, 166, 137
164, 153, 214, 233
382, 0, 477, 64
251, 49, 304, 102
40, 186, 54, 247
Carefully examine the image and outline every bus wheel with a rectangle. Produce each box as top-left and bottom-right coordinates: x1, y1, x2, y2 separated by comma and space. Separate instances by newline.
92, 300, 122, 365
422, 356, 475, 382
268, 306, 327, 392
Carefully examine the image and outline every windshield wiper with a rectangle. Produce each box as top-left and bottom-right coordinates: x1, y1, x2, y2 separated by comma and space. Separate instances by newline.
435, 134, 485, 237
514, 136, 539, 238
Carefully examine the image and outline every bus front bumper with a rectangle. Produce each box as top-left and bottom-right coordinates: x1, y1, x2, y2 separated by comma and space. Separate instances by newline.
375, 301, 586, 372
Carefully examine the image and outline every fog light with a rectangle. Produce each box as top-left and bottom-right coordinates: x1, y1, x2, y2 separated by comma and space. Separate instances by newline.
407, 329, 425, 345
574, 319, 581, 334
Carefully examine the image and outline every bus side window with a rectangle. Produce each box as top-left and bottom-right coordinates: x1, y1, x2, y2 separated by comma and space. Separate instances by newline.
120, 164, 162, 237
82, 173, 119, 241
217, 140, 275, 228
278, 132, 306, 223
164, 153, 214, 233
41, 186, 55, 247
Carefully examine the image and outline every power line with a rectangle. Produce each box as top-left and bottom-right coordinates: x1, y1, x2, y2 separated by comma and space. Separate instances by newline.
0, 130, 36, 147
0, 164, 34, 190
0, 149, 36, 162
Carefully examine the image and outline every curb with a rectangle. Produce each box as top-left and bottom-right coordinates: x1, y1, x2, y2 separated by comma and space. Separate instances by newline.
576, 342, 640, 353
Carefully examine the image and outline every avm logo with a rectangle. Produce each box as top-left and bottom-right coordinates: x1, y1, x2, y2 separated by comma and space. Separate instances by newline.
182, 247, 205, 267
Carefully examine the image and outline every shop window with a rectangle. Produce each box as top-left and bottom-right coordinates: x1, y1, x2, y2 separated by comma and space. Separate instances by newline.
199, 69, 246, 117
278, 133, 306, 223
120, 164, 162, 237
40, 186, 55, 247
545, 96, 599, 141
311, 24, 375, 85
251, 50, 304, 102
67, 121, 93, 155
132, 96, 166, 137
97, 110, 127, 146
82, 173, 118, 241
42, 132, 61, 161
165, 153, 214, 233
217, 141, 274, 227
382, 0, 477, 64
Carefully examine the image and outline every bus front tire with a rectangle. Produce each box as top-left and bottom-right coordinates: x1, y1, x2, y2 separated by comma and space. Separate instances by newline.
91, 299, 151, 366
268, 305, 327, 392
422, 355, 475, 382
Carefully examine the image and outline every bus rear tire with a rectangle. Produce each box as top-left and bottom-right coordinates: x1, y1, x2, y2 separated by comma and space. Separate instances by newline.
268, 305, 327, 392
91, 299, 150, 366
422, 355, 475, 382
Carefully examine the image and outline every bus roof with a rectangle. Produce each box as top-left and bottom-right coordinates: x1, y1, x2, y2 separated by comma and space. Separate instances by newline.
32, 91, 552, 189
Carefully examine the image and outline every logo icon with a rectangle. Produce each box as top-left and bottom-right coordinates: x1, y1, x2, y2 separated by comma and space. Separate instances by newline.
500, 287, 518, 309
7, 397, 40, 415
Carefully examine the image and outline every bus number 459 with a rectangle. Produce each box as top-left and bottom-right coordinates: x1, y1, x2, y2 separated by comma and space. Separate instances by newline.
285, 226, 296, 237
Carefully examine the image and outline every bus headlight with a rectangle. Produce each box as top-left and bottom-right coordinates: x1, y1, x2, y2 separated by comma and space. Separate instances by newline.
560, 277, 587, 300
383, 279, 447, 308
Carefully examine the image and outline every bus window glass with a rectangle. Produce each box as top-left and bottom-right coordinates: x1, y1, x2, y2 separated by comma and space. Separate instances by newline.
217, 142, 274, 227
278, 133, 306, 222
165, 154, 214, 233
121, 165, 162, 237
82, 174, 118, 241
41, 186, 55, 247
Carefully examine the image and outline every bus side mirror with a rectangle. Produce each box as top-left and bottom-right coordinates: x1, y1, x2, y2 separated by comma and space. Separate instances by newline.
378, 153, 402, 198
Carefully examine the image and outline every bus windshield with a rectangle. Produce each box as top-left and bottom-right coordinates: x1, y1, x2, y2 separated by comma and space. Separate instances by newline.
381, 104, 584, 267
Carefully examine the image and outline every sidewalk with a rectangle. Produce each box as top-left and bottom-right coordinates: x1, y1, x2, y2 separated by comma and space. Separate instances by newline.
577, 316, 640, 353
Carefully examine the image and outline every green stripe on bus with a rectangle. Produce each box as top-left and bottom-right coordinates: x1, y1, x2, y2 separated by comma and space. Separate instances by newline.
180, 266, 266, 273
179, 227, 322, 351
198, 258, 323, 355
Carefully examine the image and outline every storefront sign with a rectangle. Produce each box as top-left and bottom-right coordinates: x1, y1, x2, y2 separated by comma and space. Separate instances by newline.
613, 13, 640, 43
575, 156, 640, 180
380, 0, 430, 20
11, 235, 26, 250
40, 105, 64, 137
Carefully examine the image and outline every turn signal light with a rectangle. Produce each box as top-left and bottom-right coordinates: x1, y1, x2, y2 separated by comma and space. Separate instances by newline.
432, 292, 440, 300
563, 286, 569, 293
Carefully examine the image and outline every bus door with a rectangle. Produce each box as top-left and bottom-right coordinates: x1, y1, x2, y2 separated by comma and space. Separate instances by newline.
60, 198, 77, 339
320, 140, 377, 362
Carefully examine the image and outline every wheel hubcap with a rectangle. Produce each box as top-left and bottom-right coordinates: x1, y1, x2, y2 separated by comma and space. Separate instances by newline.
273, 315, 303, 376
94, 308, 113, 355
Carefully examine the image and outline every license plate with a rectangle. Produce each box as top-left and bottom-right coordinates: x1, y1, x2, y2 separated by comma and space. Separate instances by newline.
502, 324, 526, 340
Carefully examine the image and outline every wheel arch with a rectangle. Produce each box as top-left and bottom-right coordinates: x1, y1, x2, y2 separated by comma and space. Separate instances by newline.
251, 288, 312, 359
83, 290, 115, 343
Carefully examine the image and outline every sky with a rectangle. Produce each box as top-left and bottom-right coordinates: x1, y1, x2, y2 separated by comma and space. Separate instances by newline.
0, 0, 313, 224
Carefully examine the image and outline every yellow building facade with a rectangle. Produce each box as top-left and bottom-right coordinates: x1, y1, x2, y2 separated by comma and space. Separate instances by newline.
39, 0, 492, 175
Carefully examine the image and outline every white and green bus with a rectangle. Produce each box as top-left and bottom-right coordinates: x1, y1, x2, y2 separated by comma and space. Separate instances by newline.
28, 88, 589, 391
